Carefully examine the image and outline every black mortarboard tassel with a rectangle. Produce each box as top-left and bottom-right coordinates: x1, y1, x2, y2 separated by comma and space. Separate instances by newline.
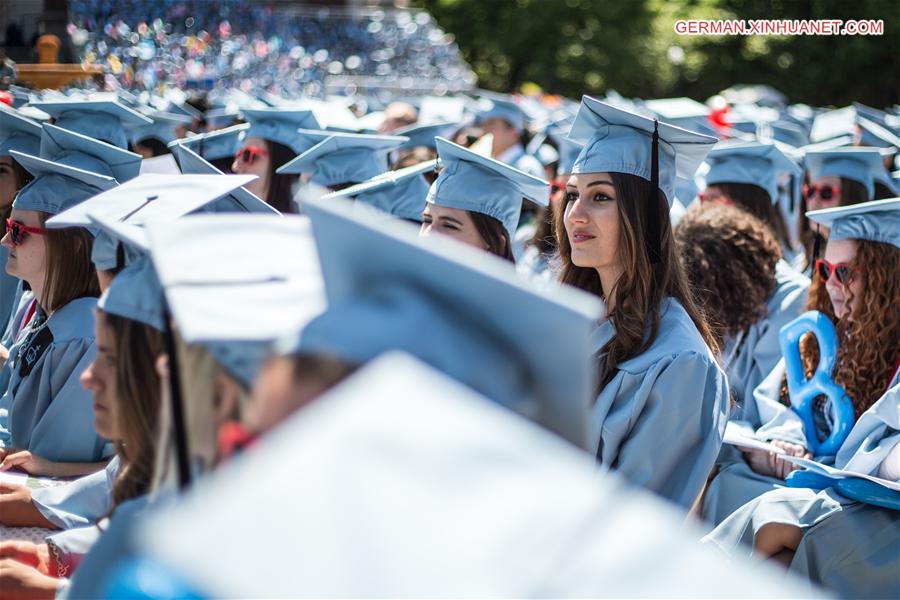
647, 120, 662, 264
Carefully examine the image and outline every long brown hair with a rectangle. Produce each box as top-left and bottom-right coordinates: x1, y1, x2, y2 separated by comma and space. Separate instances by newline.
99, 311, 165, 509
675, 204, 781, 350
264, 139, 299, 214
0, 158, 34, 233
37, 213, 100, 312
555, 172, 718, 384
470, 211, 514, 262
782, 240, 900, 417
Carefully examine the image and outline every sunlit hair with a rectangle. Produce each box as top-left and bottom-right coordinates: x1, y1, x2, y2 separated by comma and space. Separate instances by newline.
97, 310, 164, 509
37, 212, 100, 312
675, 203, 781, 350
151, 333, 252, 492
782, 240, 900, 417
555, 172, 718, 385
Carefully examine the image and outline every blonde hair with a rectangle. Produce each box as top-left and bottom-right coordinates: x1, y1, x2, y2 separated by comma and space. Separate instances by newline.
151, 333, 251, 493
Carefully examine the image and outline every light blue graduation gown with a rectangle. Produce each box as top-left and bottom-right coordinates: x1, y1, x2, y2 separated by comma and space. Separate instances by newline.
590, 297, 729, 508
722, 259, 809, 413
0, 245, 19, 333
30, 456, 119, 529
703, 358, 809, 524
704, 380, 900, 573
0, 297, 111, 461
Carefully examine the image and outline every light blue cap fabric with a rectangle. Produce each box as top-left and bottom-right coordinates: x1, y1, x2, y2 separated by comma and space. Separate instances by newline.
277, 130, 408, 187
128, 111, 192, 146
768, 121, 810, 148
704, 142, 801, 203
98, 255, 165, 331
642, 97, 718, 138
394, 122, 455, 150
145, 214, 326, 387
240, 108, 322, 155
535, 143, 559, 167
170, 144, 280, 214
805, 148, 887, 200
427, 137, 550, 236
806, 198, 900, 248
166, 101, 203, 121
40, 123, 142, 184
290, 195, 604, 447
856, 117, 900, 151
568, 96, 717, 207
30, 99, 152, 149
0, 107, 42, 156
475, 92, 525, 132
323, 159, 436, 222
45, 173, 257, 228
204, 108, 240, 130
546, 129, 584, 177
169, 123, 248, 161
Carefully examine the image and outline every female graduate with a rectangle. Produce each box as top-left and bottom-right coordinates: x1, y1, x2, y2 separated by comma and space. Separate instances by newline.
795, 147, 889, 272
0, 138, 126, 471
676, 197, 809, 409
0, 257, 164, 598
421, 137, 549, 262
700, 141, 801, 260
558, 96, 728, 509
230, 109, 322, 212
702, 198, 900, 525
0, 108, 39, 339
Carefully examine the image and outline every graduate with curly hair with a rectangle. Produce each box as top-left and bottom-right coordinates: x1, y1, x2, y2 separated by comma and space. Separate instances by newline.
702, 199, 900, 525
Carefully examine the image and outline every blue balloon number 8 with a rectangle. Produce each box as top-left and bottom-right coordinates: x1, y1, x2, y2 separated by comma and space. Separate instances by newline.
778, 311, 855, 457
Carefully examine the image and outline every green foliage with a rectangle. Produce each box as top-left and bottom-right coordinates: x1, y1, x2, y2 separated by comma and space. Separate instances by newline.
417, 0, 900, 106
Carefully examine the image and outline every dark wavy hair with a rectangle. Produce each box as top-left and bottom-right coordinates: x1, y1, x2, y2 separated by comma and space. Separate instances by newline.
781, 240, 900, 418
675, 203, 782, 350
555, 172, 718, 385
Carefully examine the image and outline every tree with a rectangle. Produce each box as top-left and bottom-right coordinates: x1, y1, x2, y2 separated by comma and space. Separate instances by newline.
417, 0, 900, 106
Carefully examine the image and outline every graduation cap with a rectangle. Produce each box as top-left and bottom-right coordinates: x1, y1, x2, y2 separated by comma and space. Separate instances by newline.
170, 144, 280, 214
474, 91, 526, 132
169, 123, 248, 162
0, 106, 42, 156
806, 198, 900, 248
292, 194, 603, 447
127, 111, 192, 146
394, 121, 456, 150
856, 117, 900, 151
132, 352, 815, 599
145, 214, 326, 385
86, 211, 150, 271
277, 130, 408, 188
323, 159, 436, 222
704, 141, 801, 204
8, 126, 143, 215
240, 108, 322, 154
568, 96, 717, 261
642, 97, 718, 137
427, 136, 549, 236
203, 108, 240, 130
29, 99, 152, 149
97, 255, 165, 331
40, 123, 143, 184
805, 148, 888, 200
810, 106, 856, 143
546, 129, 584, 177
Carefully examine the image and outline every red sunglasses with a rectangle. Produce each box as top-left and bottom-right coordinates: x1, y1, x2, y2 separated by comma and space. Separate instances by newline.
234, 145, 269, 165
815, 258, 861, 285
5, 218, 46, 246
804, 184, 840, 201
